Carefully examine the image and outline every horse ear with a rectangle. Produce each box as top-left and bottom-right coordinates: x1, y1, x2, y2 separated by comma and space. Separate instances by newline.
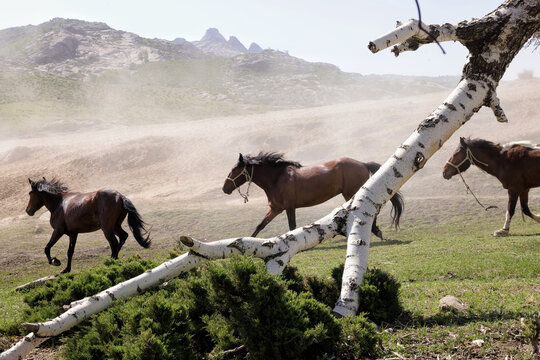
28, 178, 32, 185
460, 137, 467, 147
238, 153, 244, 164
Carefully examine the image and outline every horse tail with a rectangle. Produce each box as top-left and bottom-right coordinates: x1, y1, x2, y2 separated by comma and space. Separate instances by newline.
366, 161, 404, 228
365, 161, 381, 176
389, 191, 404, 229
122, 197, 151, 248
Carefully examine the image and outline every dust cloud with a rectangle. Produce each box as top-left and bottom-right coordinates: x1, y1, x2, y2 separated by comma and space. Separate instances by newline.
1, 78, 539, 234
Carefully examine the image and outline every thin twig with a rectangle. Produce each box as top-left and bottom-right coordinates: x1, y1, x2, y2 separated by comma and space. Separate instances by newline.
415, 0, 446, 54
15, 275, 58, 291
218, 345, 246, 357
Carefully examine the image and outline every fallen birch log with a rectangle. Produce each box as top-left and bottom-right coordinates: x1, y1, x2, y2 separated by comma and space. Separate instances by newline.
15, 275, 58, 292
1, 252, 205, 359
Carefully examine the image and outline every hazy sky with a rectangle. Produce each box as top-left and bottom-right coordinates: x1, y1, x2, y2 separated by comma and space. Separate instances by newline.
1, 0, 538, 80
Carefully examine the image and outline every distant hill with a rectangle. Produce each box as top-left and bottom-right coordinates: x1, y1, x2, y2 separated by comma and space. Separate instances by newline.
0, 18, 202, 78
0, 18, 459, 128
0, 20, 263, 77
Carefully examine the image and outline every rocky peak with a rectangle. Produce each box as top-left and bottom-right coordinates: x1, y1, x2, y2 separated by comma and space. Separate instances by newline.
192, 28, 262, 57
200, 28, 227, 43
228, 36, 247, 52
172, 37, 187, 45
41, 18, 111, 34
248, 42, 263, 53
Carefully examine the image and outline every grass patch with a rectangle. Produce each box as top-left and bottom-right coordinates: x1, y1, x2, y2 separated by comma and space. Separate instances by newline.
0, 199, 538, 357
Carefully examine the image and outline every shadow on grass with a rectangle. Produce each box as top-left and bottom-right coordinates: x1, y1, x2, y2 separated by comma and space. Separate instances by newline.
391, 309, 533, 329
371, 239, 412, 247
308, 238, 412, 251
508, 232, 540, 237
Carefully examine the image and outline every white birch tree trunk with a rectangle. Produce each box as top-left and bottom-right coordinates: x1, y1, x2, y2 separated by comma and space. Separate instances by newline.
334, 79, 490, 314
2, 0, 538, 358
335, 0, 539, 315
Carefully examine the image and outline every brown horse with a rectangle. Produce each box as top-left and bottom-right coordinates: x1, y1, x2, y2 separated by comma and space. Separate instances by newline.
222, 152, 404, 238
443, 137, 540, 236
26, 178, 151, 273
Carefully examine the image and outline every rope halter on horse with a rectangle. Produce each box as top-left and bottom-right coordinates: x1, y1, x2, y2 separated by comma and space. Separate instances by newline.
227, 164, 254, 203
445, 147, 497, 211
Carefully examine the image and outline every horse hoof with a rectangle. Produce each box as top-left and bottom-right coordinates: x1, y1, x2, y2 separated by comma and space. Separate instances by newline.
60, 268, 70, 274
493, 229, 509, 237
51, 258, 61, 266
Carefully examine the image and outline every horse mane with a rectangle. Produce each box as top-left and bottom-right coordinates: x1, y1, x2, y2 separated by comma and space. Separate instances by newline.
33, 178, 69, 194
242, 152, 302, 168
500, 140, 539, 153
464, 138, 499, 150
463, 138, 504, 155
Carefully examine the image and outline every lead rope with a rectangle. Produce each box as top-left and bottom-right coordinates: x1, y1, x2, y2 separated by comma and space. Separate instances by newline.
227, 165, 254, 203
446, 147, 498, 211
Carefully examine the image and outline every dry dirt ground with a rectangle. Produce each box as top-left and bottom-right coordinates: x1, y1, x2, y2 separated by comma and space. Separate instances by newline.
0, 79, 539, 264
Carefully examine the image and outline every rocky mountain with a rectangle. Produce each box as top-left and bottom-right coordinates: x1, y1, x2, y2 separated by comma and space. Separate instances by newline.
248, 43, 263, 53
0, 20, 264, 77
228, 36, 248, 53
192, 28, 261, 57
0, 18, 202, 78
0, 17, 459, 129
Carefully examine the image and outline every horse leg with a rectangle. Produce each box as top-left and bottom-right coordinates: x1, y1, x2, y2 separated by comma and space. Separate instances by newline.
285, 208, 296, 231
44, 229, 64, 266
62, 233, 78, 273
115, 226, 129, 253
493, 189, 518, 236
371, 216, 384, 240
252, 208, 282, 237
519, 189, 540, 223
102, 229, 120, 259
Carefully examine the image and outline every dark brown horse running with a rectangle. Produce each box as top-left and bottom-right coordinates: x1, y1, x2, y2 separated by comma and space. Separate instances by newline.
26, 178, 151, 273
443, 137, 540, 236
222, 152, 404, 238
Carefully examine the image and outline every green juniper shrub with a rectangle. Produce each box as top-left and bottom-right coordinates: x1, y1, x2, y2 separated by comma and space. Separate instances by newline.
27, 257, 392, 359
205, 257, 341, 360
21, 256, 157, 328
173, 275, 217, 355
522, 313, 539, 354
203, 313, 242, 359
336, 315, 382, 359
304, 275, 339, 308
64, 290, 194, 360
331, 264, 403, 324
357, 268, 402, 324
280, 265, 306, 294
280, 265, 339, 307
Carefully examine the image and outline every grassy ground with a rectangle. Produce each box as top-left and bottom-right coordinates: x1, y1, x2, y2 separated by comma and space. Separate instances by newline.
0, 197, 538, 358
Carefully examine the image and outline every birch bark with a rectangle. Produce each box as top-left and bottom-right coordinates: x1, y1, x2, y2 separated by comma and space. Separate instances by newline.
335, 0, 539, 316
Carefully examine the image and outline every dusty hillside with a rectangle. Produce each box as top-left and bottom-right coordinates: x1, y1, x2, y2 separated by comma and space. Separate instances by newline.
1, 79, 539, 228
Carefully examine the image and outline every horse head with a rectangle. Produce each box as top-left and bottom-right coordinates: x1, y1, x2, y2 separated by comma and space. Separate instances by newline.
442, 137, 472, 179
26, 178, 45, 216
222, 153, 251, 195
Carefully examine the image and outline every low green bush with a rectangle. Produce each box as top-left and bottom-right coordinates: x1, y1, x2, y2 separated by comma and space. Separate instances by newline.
18, 257, 400, 359
21, 257, 157, 326
332, 264, 403, 323
204, 257, 341, 359
337, 315, 382, 359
